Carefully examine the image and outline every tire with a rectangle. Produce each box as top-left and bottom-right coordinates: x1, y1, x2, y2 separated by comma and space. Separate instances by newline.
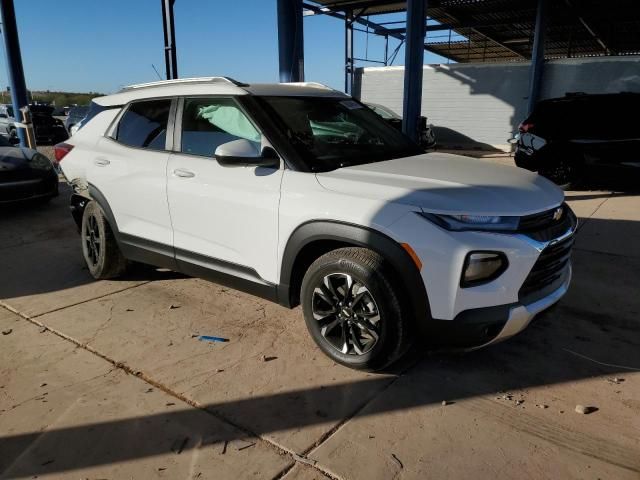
538, 146, 584, 190
81, 201, 128, 279
301, 247, 412, 371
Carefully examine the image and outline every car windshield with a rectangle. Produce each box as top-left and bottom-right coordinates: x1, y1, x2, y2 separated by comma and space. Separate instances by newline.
256, 96, 422, 172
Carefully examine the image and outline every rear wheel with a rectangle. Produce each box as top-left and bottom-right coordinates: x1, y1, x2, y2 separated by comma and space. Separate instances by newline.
81, 201, 127, 279
301, 247, 412, 371
538, 146, 584, 190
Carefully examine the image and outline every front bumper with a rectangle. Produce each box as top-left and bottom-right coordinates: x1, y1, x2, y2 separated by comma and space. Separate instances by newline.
386, 207, 576, 321
425, 265, 570, 348
473, 265, 571, 348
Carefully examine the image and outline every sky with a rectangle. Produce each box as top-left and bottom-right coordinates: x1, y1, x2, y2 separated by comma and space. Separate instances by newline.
2, 0, 449, 95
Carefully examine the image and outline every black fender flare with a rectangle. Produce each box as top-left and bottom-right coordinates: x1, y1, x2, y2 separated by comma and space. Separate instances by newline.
278, 220, 431, 324
87, 183, 121, 235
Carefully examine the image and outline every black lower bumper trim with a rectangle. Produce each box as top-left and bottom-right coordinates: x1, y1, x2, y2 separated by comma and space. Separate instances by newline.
424, 303, 514, 348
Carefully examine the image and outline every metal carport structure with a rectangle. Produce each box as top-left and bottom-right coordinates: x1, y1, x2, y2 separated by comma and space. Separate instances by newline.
1, 0, 639, 145
278, 0, 640, 141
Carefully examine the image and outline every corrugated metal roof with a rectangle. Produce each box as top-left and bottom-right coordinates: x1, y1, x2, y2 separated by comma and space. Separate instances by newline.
309, 0, 640, 62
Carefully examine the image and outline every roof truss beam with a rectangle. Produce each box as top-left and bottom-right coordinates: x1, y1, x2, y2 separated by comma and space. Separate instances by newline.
564, 0, 612, 55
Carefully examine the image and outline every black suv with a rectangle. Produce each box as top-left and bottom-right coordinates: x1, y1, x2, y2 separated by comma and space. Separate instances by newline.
514, 92, 640, 188
0, 104, 68, 145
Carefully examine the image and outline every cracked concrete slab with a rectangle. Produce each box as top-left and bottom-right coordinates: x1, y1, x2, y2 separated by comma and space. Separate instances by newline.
564, 190, 615, 221
308, 308, 640, 479
0, 192, 146, 317
282, 463, 332, 479
26, 277, 397, 455
573, 193, 640, 258
0, 309, 291, 479
0, 239, 147, 318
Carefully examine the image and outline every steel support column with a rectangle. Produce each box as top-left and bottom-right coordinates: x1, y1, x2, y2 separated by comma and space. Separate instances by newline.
528, 0, 547, 115
344, 9, 354, 94
277, 0, 304, 83
161, 0, 178, 80
0, 0, 29, 146
402, 0, 426, 141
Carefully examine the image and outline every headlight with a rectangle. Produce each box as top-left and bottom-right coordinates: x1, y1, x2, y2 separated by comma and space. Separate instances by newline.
29, 153, 53, 171
419, 212, 519, 232
461, 252, 508, 287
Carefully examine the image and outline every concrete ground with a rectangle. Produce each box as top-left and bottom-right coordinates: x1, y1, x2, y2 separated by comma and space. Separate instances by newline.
1, 152, 639, 479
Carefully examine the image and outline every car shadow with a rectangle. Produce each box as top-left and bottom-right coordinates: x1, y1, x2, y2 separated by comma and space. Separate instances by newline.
0, 183, 187, 303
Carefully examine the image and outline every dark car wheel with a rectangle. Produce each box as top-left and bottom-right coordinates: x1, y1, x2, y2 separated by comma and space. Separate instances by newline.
81, 201, 128, 279
538, 146, 584, 190
301, 247, 412, 371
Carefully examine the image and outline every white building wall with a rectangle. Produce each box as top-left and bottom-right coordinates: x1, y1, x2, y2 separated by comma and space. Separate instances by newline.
355, 56, 640, 151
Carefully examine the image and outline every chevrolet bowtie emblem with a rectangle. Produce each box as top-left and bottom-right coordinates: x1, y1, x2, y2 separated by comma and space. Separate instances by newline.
553, 207, 563, 221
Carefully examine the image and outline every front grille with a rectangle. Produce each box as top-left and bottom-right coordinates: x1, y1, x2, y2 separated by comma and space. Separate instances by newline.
519, 204, 577, 242
519, 234, 574, 300
519, 207, 561, 231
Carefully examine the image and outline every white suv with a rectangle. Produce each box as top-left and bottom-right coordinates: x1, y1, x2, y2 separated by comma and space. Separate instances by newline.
55, 77, 576, 371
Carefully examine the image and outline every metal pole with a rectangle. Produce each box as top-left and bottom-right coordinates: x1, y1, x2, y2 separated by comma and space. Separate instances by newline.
528, 0, 547, 115
0, 0, 29, 146
345, 9, 354, 95
161, 0, 178, 80
277, 0, 304, 83
402, 0, 426, 141
384, 34, 389, 66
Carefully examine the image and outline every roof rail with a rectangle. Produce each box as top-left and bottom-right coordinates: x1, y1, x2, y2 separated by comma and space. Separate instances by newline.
120, 76, 248, 91
283, 81, 334, 90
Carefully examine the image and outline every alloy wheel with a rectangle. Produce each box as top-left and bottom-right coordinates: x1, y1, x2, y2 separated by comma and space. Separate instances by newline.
83, 214, 101, 266
311, 273, 381, 355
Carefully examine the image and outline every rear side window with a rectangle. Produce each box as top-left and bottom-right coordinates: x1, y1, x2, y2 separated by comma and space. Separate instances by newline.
115, 99, 171, 150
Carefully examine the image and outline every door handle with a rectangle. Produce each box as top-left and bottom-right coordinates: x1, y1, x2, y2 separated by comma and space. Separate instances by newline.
173, 168, 195, 178
94, 158, 110, 166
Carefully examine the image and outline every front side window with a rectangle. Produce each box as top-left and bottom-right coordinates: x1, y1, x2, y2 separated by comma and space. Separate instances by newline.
181, 97, 261, 157
115, 99, 171, 150
256, 96, 422, 172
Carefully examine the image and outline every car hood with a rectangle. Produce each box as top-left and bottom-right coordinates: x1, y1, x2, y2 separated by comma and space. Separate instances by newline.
315, 152, 564, 216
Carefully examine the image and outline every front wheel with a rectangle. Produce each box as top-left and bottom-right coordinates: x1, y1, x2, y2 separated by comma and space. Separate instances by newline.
81, 201, 128, 279
301, 247, 412, 371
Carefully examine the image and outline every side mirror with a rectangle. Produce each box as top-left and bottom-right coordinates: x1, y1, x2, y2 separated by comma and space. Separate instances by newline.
9, 136, 20, 145
215, 139, 279, 168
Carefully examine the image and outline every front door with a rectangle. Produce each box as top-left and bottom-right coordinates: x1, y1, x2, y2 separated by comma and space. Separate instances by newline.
167, 96, 283, 284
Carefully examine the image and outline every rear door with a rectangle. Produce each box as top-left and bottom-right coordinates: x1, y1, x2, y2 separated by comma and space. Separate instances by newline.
87, 98, 174, 250
166, 96, 283, 284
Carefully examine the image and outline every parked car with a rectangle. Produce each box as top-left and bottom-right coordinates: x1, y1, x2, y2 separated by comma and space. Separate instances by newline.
56, 77, 576, 371
0, 104, 69, 145
52, 106, 67, 116
513, 92, 640, 188
0, 134, 58, 204
366, 102, 436, 149
65, 105, 89, 135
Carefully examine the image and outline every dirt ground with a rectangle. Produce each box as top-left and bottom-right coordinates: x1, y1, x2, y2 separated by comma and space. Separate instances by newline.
1, 151, 639, 479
